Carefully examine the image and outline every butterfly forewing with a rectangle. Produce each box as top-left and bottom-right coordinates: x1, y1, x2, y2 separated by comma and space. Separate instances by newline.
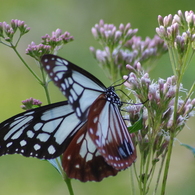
41, 55, 106, 120
0, 101, 84, 158
88, 94, 136, 170
62, 122, 118, 182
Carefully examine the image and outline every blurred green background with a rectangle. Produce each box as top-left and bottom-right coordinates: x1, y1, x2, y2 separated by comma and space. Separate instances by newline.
0, 0, 195, 194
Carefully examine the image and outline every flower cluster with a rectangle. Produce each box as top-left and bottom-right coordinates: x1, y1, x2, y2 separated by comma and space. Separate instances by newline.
25, 42, 51, 61
124, 70, 195, 134
0, 19, 30, 44
156, 10, 195, 57
90, 20, 167, 82
123, 62, 195, 189
91, 19, 138, 48
21, 97, 42, 110
26, 29, 74, 60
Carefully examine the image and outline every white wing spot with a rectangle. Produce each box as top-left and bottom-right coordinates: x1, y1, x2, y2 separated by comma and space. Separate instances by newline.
34, 123, 43, 131
115, 157, 120, 161
75, 164, 80, 168
54, 76, 58, 81
93, 116, 98, 124
76, 134, 84, 144
67, 155, 71, 160
37, 133, 50, 142
101, 149, 106, 154
61, 83, 66, 90
27, 130, 34, 138
46, 64, 50, 69
20, 140, 27, 147
48, 145, 55, 154
44, 59, 48, 63
89, 128, 94, 134
34, 144, 41, 151
108, 155, 113, 160
86, 153, 93, 162
63, 59, 69, 65
6, 142, 13, 147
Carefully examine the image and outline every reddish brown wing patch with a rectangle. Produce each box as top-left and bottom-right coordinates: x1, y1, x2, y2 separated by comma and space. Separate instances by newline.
88, 94, 136, 170
62, 122, 118, 182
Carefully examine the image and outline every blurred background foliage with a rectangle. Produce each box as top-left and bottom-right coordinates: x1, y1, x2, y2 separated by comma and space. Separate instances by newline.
0, 0, 195, 194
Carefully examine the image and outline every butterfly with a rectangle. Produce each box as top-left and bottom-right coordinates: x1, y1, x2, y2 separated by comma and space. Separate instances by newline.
0, 54, 136, 182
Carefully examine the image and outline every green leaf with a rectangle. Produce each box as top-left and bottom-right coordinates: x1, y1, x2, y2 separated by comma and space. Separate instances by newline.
180, 143, 195, 157
128, 110, 144, 133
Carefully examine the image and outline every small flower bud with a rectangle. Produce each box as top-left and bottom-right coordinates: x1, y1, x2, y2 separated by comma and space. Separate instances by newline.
156, 26, 167, 38
91, 27, 98, 39
158, 15, 164, 26
163, 14, 173, 27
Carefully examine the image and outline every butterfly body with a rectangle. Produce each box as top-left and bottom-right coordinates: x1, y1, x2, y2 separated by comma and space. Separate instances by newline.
0, 54, 136, 182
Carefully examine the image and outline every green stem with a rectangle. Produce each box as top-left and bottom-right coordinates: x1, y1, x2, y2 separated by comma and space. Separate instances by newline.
64, 177, 74, 195
56, 157, 74, 195
153, 150, 166, 195
142, 148, 151, 194
160, 131, 175, 195
160, 52, 182, 195
40, 65, 51, 104
11, 44, 42, 83
168, 45, 177, 76
130, 167, 136, 195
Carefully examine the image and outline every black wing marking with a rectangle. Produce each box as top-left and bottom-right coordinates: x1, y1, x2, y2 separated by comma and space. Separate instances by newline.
0, 101, 85, 158
41, 54, 106, 120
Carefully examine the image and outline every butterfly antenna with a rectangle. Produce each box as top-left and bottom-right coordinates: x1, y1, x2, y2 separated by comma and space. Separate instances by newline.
111, 76, 129, 88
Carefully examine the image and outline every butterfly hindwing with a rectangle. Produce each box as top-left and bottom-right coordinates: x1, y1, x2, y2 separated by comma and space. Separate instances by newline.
62, 122, 118, 182
88, 94, 136, 170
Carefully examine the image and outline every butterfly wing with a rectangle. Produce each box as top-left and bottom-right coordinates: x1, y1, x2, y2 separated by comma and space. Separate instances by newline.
0, 101, 84, 159
41, 54, 136, 172
62, 122, 118, 182
88, 94, 136, 170
41, 54, 106, 120
0, 101, 119, 182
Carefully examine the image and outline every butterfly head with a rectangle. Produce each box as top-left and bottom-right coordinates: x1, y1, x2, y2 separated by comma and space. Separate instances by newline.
105, 87, 122, 107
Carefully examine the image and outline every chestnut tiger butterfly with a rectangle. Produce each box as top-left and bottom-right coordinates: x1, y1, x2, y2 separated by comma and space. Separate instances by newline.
0, 54, 136, 182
